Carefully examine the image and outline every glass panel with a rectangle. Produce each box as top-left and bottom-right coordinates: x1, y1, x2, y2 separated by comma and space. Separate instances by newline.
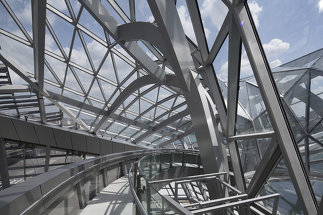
259, 159, 303, 215
273, 69, 307, 96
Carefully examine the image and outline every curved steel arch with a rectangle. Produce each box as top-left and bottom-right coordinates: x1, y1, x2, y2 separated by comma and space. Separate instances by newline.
133, 109, 190, 144
93, 75, 158, 133
96, 1, 229, 198
0, 0, 319, 213
79, 0, 167, 84
117, 22, 166, 55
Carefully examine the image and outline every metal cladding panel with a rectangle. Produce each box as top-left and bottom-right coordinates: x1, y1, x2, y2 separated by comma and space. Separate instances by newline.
0, 181, 43, 215
33, 124, 56, 147
86, 136, 100, 154
100, 139, 113, 155
113, 142, 125, 153
38, 160, 90, 194
70, 132, 87, 152
42, 182, 77, 211
40, 170, 77, 197
0, 116, 19, 140
12, 119, 38, 144
124, 144, 135, 152
53, 129, 72, 149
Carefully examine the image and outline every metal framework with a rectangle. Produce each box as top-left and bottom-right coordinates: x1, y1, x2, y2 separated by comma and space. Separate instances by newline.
0, 0, 322, 214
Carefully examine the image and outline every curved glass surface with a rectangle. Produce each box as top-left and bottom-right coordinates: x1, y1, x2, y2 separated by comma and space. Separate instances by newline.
1, 1, 322, 214
0, 0, 192, 148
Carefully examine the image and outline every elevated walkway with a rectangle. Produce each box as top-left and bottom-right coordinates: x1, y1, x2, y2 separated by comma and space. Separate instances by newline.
80, 176, 133, 215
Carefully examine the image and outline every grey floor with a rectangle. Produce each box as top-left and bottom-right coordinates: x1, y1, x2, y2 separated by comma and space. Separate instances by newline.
79, 176, 134, 215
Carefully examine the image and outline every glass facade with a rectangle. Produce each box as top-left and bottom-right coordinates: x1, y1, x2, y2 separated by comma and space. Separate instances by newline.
0, 0, 322, 214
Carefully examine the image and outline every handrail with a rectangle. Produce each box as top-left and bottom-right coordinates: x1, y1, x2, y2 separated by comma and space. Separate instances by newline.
128, 151, 280, 215
0, 149, 160, 215
20, 151, 145, 215
128, 165, 148, 215
148, 172, 227, 184
129, 151, 199, 215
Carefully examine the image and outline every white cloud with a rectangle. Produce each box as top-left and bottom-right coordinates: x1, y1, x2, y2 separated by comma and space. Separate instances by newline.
177, 5, 211, 42
147, 5, 210, 41
201, 0, 228, 30
217, 38, 290, 81
15, 1, 32, 25
46, 56, 66, 82
47, 0, 67, 11
87, 40, 107, 68
218, 53, 254, 81
248, 1, 263, 28
177, 5, 196, 42
147, 15, 154, 23
218, 61, 228, 81
10, 0, 57, 27
0, 34, 34, 84
240, 55, 253, 77
263, 38, 290, 58
319, 0, 323, 13
270, 59, 282, 68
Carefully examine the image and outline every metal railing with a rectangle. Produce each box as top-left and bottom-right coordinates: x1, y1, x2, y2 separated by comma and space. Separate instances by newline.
129, 151, 281, 215
129, 151, 200, 215
0, 149, 157, 215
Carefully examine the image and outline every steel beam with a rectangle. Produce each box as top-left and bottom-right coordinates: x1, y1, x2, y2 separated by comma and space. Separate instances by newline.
129, 0, 135, 22
247, 139, 282, 198
117, 22, 166, 55
318, 195, 323, 215
0, 29, 31, 46
186, 0, 228, 132
0, 85, 31, 93
47, 90, 176, 139
0, 51, 91, 132
32, 0, 46, 92
233, 2, 317, 213
133, 109, 189, 144
0, 50, 38, 89
192, 193, 280, 214
32, 0, 47, 123
205, 14, 230, 65
228, 131, 275, 142
226, 10, 245, 192
78, 0, 167, 84
43, 90, 91, 132
159, 129, 194, 148
47, 90, 151, 129
148, 0, 227, 199
1, 0, 33, 43
92, 75, 158, 133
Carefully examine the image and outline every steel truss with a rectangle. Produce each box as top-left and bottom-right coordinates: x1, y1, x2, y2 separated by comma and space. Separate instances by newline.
0, 0, 320, 214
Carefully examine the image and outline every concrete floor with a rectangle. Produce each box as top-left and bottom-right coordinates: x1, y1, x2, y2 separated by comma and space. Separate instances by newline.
79, 176, 134, 215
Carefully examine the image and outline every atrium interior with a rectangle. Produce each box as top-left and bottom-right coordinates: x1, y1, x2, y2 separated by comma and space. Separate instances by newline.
0, 0, 323, 214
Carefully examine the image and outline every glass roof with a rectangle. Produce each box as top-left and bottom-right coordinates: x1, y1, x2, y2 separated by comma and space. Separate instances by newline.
1, 1, 323, 214
0, 0, 193, 147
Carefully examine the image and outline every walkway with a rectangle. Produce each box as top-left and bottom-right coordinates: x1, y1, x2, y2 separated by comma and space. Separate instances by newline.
80, 176, 134, 215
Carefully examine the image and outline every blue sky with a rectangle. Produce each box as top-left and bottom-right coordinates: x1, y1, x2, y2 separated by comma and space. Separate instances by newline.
253, 0, 323, 64
174, 0, 323, 80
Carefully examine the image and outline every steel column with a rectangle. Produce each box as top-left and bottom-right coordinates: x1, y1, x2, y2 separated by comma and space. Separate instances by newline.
0, 138, 10, 189
226, 10, 245, 192
31, 0, 47, 123
148, 0, 225, 198
233, 2, 317, 213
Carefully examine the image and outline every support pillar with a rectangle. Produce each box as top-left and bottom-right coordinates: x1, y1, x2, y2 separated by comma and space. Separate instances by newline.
0, 138, 10, 189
